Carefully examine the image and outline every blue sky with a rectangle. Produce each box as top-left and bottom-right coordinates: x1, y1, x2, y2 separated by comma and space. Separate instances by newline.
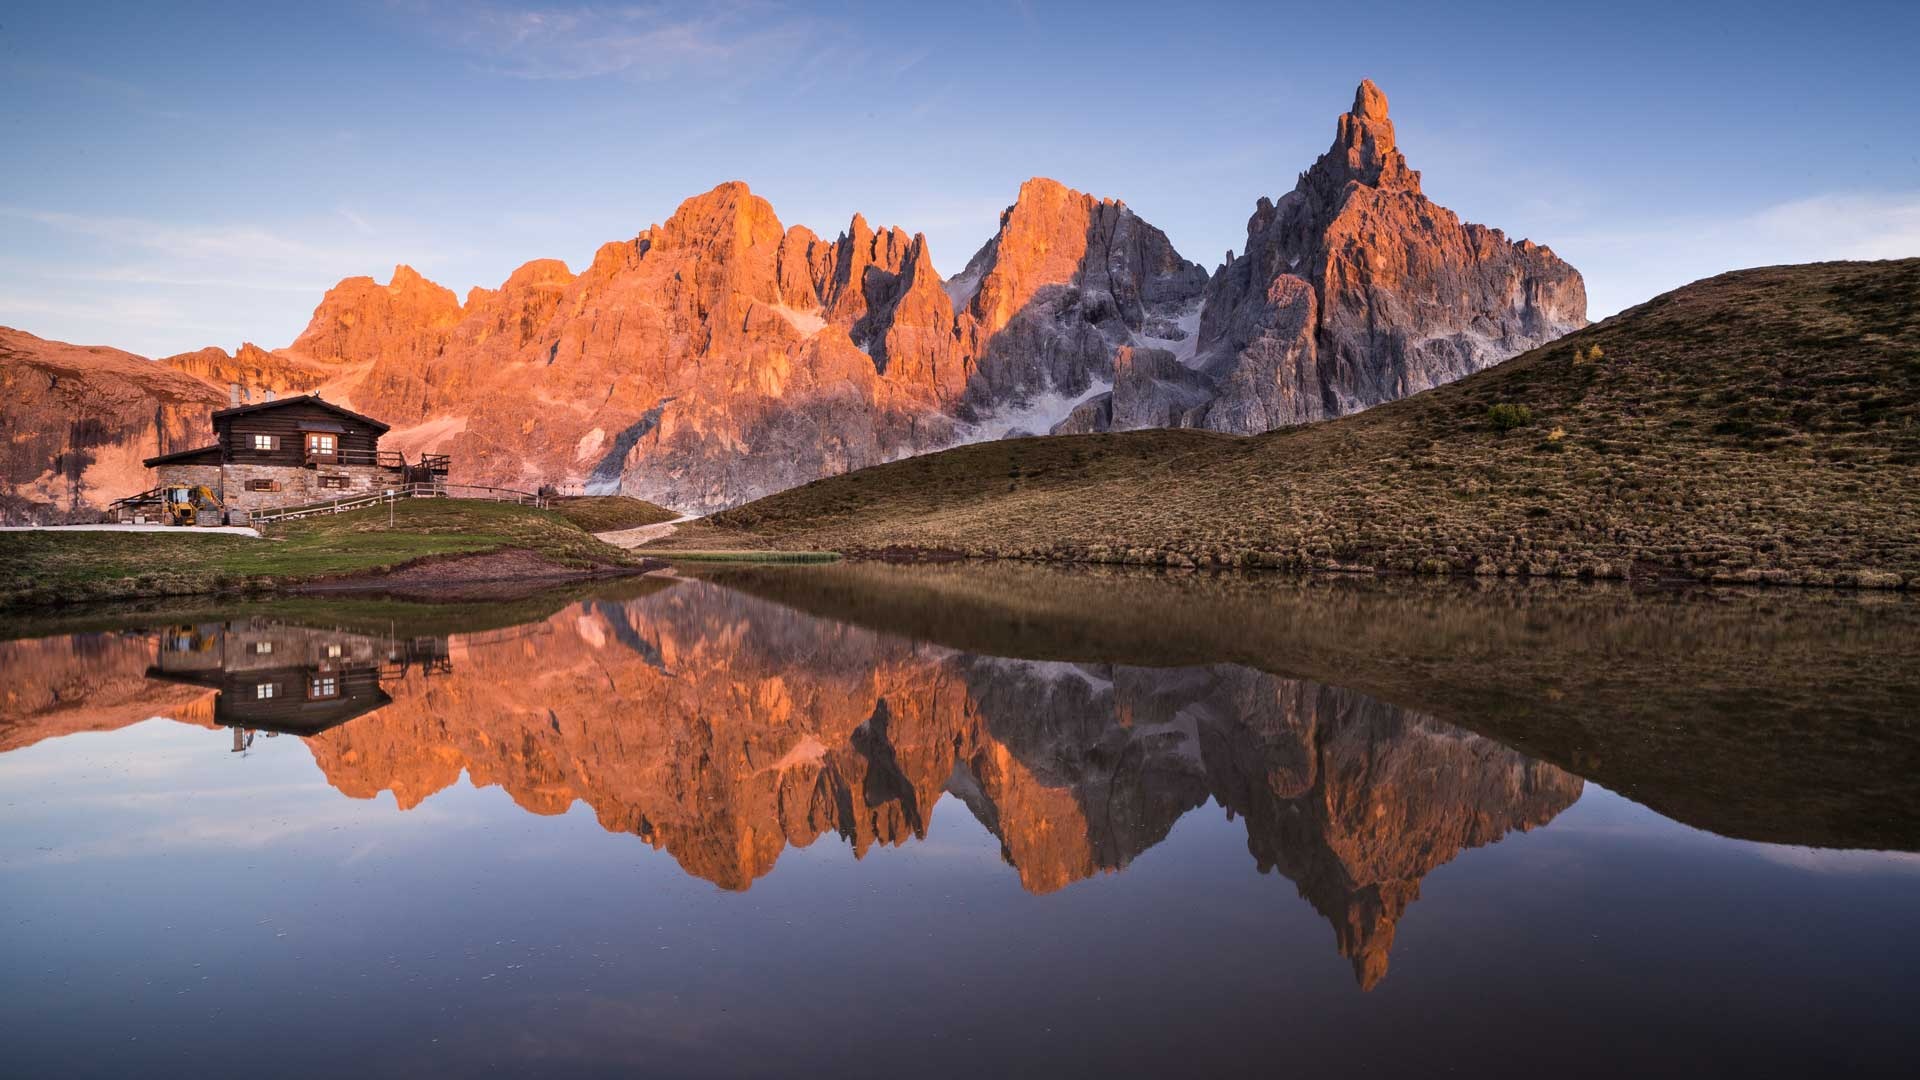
3, 0, 1916, 357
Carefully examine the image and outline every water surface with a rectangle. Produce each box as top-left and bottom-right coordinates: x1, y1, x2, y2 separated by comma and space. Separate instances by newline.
3, 568, 1917, 1077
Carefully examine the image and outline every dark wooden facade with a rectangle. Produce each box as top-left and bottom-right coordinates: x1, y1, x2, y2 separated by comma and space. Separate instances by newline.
150, 663, 392, 735
133, 395, 447, 520
145, 619, 453, 736
210, 397, 390, 467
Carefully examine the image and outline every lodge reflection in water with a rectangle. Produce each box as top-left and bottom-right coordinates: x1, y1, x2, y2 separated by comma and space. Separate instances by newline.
144, 620, 452, 746
4, 583, 1583, 989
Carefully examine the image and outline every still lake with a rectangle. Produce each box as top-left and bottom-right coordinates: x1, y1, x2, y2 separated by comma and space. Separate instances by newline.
3, 564, 1917, 1078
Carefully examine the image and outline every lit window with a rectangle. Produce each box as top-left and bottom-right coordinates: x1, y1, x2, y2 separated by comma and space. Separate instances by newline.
255, 683, 276, 699
252, 641, 273, 654
252, 434, 274, 450
326, 644, 343, 658
309, 676, 338, 699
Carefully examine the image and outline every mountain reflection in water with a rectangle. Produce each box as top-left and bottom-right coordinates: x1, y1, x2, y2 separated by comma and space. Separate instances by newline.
2, 579, 1583, 990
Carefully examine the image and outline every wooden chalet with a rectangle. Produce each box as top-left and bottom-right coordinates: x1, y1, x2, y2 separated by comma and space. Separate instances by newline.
133, 393, 448, 522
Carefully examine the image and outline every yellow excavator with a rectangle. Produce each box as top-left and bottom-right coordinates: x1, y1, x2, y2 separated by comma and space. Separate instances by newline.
160, 484, 223, 526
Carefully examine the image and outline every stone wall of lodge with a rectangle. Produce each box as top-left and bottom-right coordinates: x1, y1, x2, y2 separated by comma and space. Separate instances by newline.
154, 462, 399, 521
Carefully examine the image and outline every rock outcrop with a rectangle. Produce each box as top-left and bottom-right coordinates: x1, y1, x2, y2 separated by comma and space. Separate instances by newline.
952, 178, 1211, 434
0, 327, 228, 523
1238, 79, 1579, 431
160, 341, 334, 398
1071, 80, 1586, 434
0, 80, 1584, 515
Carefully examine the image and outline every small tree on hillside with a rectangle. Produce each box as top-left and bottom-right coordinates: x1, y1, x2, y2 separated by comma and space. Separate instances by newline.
1487, 403, 1533, 434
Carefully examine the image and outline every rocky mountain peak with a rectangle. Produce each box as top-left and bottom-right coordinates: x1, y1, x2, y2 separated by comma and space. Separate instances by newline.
1352, 77, 1390, 122
1303, 78, 1418, 199
954, 176, 1154, 335
1070, 78, 1589, 441
650, 180, 786, 258
500, 258, 576, 291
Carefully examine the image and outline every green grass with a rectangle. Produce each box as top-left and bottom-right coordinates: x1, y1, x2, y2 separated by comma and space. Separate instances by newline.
709, 260, 1920, 589
0, 499, 647, 609
0, 574, 676, 642
547, 495, 679, 532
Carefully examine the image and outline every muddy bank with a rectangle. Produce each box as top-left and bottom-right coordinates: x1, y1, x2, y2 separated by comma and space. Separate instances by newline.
293, 548, 665, 600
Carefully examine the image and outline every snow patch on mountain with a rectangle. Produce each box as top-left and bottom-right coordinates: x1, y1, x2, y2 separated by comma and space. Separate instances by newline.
771, 304, 826, 337
1134, 300, 1206, 366
943, 261, 986, 312
959, 377, 1113, 442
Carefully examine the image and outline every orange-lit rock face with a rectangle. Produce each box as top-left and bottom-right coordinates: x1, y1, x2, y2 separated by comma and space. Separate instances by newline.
192, 183, 977, 510
0, 327, 228, 522
160, 342, 333, 399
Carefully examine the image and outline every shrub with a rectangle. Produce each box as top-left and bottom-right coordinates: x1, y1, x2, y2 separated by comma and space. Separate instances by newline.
1487, 403, 1534, 433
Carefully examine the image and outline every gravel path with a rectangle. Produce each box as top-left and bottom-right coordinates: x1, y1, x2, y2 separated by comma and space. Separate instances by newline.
596, 515, 694, 550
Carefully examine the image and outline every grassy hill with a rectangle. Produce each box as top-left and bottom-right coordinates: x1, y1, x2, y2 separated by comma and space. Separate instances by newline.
693, 260, 1920, 588
0, 499, 651, 608
547, 495, 679, 532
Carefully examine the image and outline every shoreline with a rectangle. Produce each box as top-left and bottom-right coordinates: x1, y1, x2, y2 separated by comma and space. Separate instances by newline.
0, 543, 665, 614
639, 533, 1916, 592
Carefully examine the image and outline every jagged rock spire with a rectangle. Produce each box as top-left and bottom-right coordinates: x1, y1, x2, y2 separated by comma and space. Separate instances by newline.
1302, 78, 1420, 199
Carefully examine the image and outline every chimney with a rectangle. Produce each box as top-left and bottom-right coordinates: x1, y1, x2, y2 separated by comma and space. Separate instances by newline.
229, 382, 241, 407
263, 389, 276, 402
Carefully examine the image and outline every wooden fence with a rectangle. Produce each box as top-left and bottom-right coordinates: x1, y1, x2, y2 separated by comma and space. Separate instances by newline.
247, 482, 547, 525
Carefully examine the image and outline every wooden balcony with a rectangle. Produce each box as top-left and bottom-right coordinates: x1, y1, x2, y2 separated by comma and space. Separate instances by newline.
307, 448, 407, 469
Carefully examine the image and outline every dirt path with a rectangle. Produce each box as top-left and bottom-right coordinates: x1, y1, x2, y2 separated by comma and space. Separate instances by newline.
295, 548, 660, 598
596, 516, 694, 550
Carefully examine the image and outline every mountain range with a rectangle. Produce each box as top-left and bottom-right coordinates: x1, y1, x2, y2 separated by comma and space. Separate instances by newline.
0, 80, 1585, 521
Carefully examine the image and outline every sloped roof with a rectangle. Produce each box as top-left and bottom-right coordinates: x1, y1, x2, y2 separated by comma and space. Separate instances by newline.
211, 394, 391, 433
144, 444, 221, 468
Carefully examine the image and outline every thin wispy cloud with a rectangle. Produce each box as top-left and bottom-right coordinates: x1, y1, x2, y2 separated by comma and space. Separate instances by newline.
40, 266, 329, 295
9, 208, 329, 263
1561, 190, 1920, 318
338, 207, 378, 236
1565, 192, 1920, 263
0, 207, 453, 354
0, 59, 200, 124
1746, 193, 1920, 260
411, 1, 824, 82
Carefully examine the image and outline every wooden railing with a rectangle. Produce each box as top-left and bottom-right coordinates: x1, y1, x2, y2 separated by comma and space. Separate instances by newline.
307, 448, 406, 469
247, 482, 548, 525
